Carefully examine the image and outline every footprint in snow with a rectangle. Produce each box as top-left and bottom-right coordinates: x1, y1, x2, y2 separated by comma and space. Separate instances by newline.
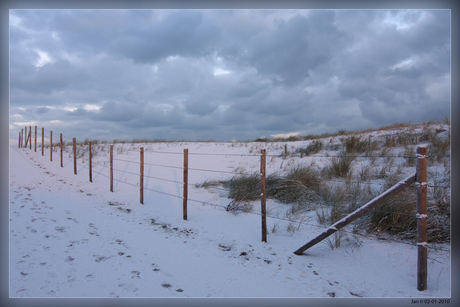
118, 283, 139, 293
85, 273, 96, 282
131, 271, 140, 279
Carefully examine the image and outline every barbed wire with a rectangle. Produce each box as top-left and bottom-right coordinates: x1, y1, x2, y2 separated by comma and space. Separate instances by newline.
16, 145, 451, 253
188, 167, 251, 176
144, 174, 184, 185
112, 157, 141, 164
27, 132, 451, 161
140, 161, 182, 170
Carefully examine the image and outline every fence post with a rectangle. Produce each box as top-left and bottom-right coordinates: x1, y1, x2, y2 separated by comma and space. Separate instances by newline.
261, 149, 267, 242
42, 128, 44, 156
183, 148, 188, 220
110, 145, 113, 192
29, 126, 31, 150
60, 133, 63, 168
73, 138, 77, 175
50, 131, 53, 161
89, 141, 92, 182
416, 145, 428, 291
21, 128, 24, 148
34, 126, 37, 152
18, 131, 21, 148
24, 126, 27, 148
140, 147, 144, 204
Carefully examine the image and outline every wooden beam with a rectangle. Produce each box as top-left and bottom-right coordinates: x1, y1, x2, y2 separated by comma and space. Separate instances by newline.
294, 173, 416, 255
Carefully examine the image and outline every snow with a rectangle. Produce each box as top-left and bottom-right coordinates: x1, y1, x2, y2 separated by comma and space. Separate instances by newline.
9, 137, 451, 299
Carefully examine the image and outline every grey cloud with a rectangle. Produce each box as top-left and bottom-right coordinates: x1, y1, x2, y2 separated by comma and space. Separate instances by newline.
34, 106, 52, 114
245, 11, 349, 86
66, 107, 92, 117
184, 97, 217, 116
10, 59, 74, 94
9, 10, 450, 143
110, 10, 220, 63
95, 100, 145, 122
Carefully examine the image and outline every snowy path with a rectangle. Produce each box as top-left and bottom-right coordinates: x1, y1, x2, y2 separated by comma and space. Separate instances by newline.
9, 145, 451, 298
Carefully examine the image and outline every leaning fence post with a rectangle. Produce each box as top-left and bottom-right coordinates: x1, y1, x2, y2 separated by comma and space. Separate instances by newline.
73, 138, 77, 175
42, 128, 44, 156
416, 145, 428, 291
25, 126, 28, 148
183, 148, 188, 220
110, 145, 113, 192
261, 149, 267, 242
21, 128, 24, 148
60, 133, 63, 168
140, 147, 144, 204
29, 126, 32, 150
89, 141, 92, 182
293, 173, 416, 255
50, 131, 53, 161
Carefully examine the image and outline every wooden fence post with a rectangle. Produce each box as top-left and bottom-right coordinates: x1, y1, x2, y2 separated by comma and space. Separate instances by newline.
18, 131, 21, 148
60, 133, 63, 167
34, 126, 37, 152
29, 126, 31, 150
110, 145, 113, 192
261, 149, 267, 243
50, 131, 53, 161
183, 148, 188, 220
21, 128, 24, 148
416, 145, 428, 291
89, 141, 92, 182
24, 126, 27, 148
73, 138, 77, 175
42, 128, 44, 156
140, 147, 144, 204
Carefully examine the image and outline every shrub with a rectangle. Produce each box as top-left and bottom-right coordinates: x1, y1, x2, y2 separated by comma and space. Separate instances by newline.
342, 135, 368, 154
428, 132, 450, 164
367, 174, 417, 237
220, 165, 322, 209
298, 139, 323, 157
222, 172, 261, 202
226, 200, 254, 214
402, 146, 416, 167
322, 151, 355, 179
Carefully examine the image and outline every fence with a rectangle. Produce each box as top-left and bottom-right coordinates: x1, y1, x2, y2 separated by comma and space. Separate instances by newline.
16, 125, 450, 291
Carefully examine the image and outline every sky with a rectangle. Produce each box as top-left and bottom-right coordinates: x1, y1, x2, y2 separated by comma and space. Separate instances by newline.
8, 9, 451, 143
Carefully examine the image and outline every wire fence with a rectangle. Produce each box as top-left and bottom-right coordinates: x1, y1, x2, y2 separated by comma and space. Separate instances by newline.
17, 127, 451, 252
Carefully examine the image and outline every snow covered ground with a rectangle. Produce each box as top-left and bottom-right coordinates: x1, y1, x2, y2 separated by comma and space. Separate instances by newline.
9, 134, 451, 300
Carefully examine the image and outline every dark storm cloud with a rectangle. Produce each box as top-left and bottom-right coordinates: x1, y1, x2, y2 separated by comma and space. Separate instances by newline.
11, 59, 74, 94
8, 9, 450, 143
111, 10, 221, 63
246, 11, 349, 86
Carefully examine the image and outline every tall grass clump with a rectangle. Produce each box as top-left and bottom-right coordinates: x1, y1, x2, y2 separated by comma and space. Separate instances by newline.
270, 165, 321, 207
298, 139, 323, 157
221, 164, 323, 210
402, 146, 416, 167
222, 172, 261, 202
428, 132, 450, 164
322, 151, 355, 179
366, 174, 418, 238
342, 135, 368, 154
364, 172, 450, 242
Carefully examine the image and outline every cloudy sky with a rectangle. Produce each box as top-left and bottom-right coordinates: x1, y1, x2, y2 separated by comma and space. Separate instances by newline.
9, 9, 450, 143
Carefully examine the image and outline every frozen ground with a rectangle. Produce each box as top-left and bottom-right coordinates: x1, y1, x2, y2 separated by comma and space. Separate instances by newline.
9, 135, 451, 299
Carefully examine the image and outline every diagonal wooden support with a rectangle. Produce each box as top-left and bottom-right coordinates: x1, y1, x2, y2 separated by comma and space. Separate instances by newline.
294, 173, 416, 255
